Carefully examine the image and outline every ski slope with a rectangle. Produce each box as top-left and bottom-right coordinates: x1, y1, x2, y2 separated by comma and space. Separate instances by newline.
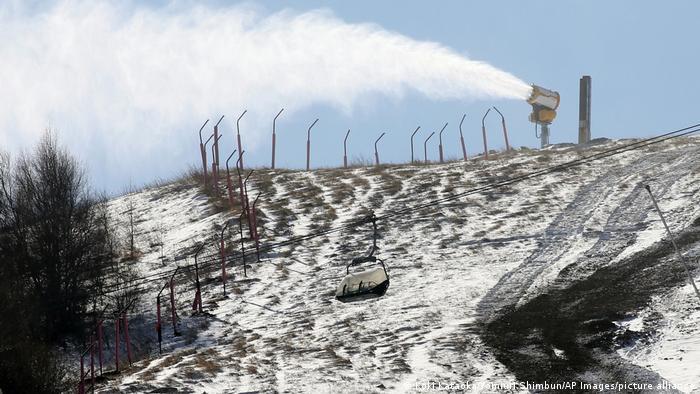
96, 136, 700, 393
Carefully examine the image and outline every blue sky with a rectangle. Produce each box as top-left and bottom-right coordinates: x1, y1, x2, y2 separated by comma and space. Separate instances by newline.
2, 1, 699, 193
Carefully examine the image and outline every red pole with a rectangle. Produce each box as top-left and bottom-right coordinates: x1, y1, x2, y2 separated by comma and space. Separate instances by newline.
123, 314, 132, 365
211, 135, 222, 194
213, 115, 224, 171
272, 109, 284, 169
194, 245, 204, 314
90, 336, 95, 386
169, 269, 180, 336
243, 170, 254, 239
236, 110, 247, 169
97, 320, 103, 375
239, 211, 247, 277
438, 122, 448, 163
198, 119, 210, 187
459, 114, 468, 161
202, 133, 214, 189
343, 129, 350, 168
79, 354, 85, 394
481, 108, 491, 160
225, 149, 237, 209
306, 119, 318, 171
220, 221, 231, 296
493, 106, 510, 151
236, 152, 246, 215
114, 317, 119, 373
156, 294, 162, 354
252, 192, 262, 261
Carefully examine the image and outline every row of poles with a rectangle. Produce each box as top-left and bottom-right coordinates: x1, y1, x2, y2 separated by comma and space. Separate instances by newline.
78, 208, 259, 393
76, 131, 700, 392
75, 105, 513, 392
198, 107, 512, 176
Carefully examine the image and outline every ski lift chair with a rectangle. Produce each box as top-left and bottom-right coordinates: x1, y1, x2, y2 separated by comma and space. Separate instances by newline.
335, 213, 390, 302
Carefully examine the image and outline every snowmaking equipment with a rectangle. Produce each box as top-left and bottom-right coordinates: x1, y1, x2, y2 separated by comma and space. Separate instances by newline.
527, 85, 560, 148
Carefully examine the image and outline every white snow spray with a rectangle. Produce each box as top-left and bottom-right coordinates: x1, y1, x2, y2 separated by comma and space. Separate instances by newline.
0, 2, 531, 188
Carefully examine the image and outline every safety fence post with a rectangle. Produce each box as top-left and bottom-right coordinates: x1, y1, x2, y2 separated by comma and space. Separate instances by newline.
220, 220, 232, 296
374, 132, 386, 166
410, 126, 421, 163
459, 114, 468, 161
213, 115, 225, 173
343, 129, 350, 168
482, 108, 491, 160
123, 313, 132, 366
225, 149, 238, 209
202, 133, 214, 189
438, 122, 448, 163
79, 352, 85, 394
90, 336, 95, 387
198, 120, 210, 187
424, 132, 435, 163
211, 134, 223, 194
243, 170, 255, 239
114, 317, 120, 373
236, 152, 246, 216
239, 211, 247, 277
272, 109, 284, 169
493, 106, 510, 151
236, 110, 247, 169
306, 119, 319, 171
169, 268, 180, 336
156, 288, 163, 354
193, 244, 205, 313
252, 192, 262, 261
97, 320, 103, 375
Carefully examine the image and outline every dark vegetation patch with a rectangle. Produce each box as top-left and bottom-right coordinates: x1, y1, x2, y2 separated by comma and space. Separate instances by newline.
482, 226, 700, 385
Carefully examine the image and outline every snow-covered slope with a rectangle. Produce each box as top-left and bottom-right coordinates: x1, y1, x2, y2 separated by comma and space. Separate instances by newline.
95, 137, 700, 393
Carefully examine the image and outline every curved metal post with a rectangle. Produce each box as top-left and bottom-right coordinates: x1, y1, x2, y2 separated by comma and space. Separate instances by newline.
213, 115, 225, 169
225, 149, 237, 208
306, 118, 319, 171
424, 131, 435, 163
410, 126, 421, 163
198, 119, 210, 184
193, 244, 205, 313
236, 110, 247, 169
202, 132, 214, 188
459, 114, 468, 161
374, 132, 386, 166
239, 211, 247, 277
235, 152, 246, 219
169, 267, 180, 336
438, 122, 448, 163
156, 282, 168, 353
211, 134, 223, 193
343, 129, 351, 168
272, 108, 284, 169
220, 220, 232, 296
252, 192, 262, 261
244, 170, 255, 238
493, 106, 510, 151
481, 108, 492, 160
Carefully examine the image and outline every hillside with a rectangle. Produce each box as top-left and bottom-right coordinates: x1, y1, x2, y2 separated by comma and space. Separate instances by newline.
93, 136, 700, 393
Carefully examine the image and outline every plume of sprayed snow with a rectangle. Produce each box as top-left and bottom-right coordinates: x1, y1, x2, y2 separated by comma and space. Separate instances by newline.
0, 1, 531, 189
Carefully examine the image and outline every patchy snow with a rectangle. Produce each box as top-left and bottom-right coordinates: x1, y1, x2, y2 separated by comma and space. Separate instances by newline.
88, 137, 700, 393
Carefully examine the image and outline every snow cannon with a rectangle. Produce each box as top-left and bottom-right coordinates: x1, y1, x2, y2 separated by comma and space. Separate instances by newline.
527, 84, 560, 147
